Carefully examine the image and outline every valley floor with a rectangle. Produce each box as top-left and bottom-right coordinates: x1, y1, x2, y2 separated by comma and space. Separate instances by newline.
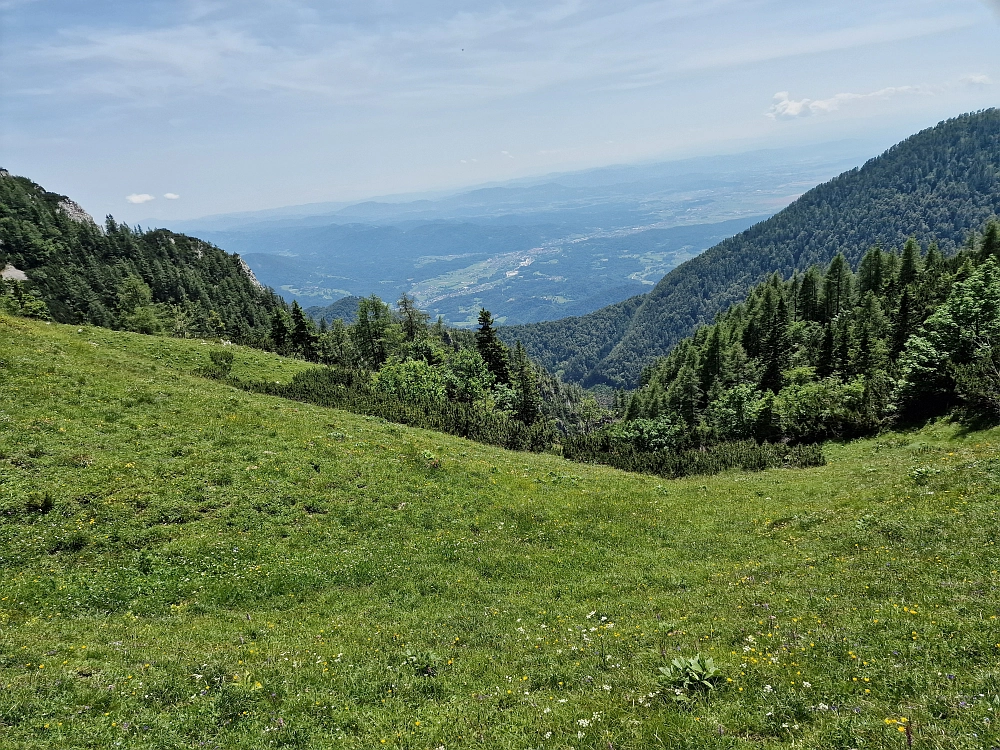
1, 315, 998, 749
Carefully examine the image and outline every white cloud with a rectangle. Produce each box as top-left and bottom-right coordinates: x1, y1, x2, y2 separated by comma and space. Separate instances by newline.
164, 192, 180, 199
125, 193, 155, 204
768, 86, 923, 119
960, 73, 993, 86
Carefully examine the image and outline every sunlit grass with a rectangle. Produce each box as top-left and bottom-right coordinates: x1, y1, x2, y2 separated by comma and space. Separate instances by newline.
1, 314, 998, 748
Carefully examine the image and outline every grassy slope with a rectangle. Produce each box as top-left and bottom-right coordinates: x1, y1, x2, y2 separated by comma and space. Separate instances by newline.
1, 315, 999, 750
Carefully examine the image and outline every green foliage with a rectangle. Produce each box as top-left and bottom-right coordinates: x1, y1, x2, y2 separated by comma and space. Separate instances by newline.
505, 109, 1000, 387
561, 435, 825, 479
657, 654, 722, 703
626, 227, 1000, 451
0, 171, 285, 344
0, 277, 50, 319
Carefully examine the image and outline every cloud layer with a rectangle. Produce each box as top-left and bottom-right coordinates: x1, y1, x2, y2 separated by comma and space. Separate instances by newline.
4, 0, 998, 219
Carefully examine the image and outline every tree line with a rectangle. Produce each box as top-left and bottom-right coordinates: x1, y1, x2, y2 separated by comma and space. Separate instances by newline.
613, 220, 1000, 452
503, 109, 1000, 388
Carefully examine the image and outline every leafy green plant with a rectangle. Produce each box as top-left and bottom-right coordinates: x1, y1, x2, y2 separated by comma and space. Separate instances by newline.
656, 654, 721, 703
403, 649, 441, 677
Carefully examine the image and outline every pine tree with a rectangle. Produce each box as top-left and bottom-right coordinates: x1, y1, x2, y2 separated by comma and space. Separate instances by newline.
817, 323, 835, 378
476, 308, 511, 385
758, 288, 789, 393
823, 253, 853, 320
797, 266, 823, 322
352, 295, 392, 369
898, 238, 922, 287
979, 220, 1000, 262
698, 325, 724, 397
270, 310, 291, 354
397, 293, 429, 342
857, 246, 887, 296
892, 287, 915, 357
290, 301, 318, 360
512, 341, 541, 424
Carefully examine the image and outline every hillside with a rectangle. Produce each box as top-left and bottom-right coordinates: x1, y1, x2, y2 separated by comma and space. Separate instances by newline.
3, 313, 999, 748
306, 295, 364, 325
0, 170, 285, 346
504, 110, 1000, 387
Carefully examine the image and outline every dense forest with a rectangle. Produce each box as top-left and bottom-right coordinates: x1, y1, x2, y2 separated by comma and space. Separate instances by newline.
0, 170, 285, 345
564, 221, 1000, 470
504, 109, 1000, 388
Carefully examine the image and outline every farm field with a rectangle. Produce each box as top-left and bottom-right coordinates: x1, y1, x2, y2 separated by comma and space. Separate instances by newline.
1, 314, 998, 749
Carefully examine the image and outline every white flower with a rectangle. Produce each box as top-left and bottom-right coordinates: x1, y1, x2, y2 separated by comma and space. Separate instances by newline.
577, 731, 586, 739
543, 708, 551, 714
577, 719, 590, 727
763, 685, 773, 693
544, 732, 552, 739
802, 681, 811, 688
602, 684, 612, 691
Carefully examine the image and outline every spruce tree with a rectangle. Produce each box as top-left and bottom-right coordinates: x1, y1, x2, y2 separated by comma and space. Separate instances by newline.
898, 238, 922, 287
823, 254, 853, 320
511, 341, 541, 424
290, 301, 318, 360
979, 220, 1000, 263
476, 308, 511, 385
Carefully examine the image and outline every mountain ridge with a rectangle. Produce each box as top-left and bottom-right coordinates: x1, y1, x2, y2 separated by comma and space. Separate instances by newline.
502, 109, 1000, 387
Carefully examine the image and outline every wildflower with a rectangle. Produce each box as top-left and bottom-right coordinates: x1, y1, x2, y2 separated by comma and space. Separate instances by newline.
802, 682, 811, 688
763, 685, 773, 693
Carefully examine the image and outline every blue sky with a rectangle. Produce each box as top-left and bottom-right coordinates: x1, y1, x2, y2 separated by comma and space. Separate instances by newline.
2, 0, 999, 222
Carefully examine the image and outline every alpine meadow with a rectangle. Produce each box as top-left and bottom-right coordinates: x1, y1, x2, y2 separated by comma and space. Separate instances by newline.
4, 1, 1000, 747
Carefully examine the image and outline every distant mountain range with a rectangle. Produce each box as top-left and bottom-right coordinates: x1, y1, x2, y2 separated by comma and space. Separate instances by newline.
163, 141, 871, 327
501, 110, 1000, 388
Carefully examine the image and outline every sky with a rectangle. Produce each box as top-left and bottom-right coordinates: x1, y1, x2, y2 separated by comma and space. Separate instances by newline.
2, 0, 999, 223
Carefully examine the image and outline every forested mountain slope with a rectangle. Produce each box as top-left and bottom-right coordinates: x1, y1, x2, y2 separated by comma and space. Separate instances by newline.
503, 109, 1000, 387
0, 170, 285, 345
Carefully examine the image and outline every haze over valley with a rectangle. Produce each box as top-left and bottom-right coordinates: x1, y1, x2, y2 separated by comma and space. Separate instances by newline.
167, 142, 868, 325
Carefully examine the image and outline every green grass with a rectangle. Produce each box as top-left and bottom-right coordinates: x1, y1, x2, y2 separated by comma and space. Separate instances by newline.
1, 313, 999, 749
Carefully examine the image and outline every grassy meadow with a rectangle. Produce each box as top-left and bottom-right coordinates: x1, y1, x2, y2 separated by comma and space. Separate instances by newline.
1, 314, 999, 749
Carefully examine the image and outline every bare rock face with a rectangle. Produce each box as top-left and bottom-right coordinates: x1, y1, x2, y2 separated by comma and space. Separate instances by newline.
237, 256, 265, 290
0, 168, 10, 178
57, 198, 97, 226
1, 264, 28, 282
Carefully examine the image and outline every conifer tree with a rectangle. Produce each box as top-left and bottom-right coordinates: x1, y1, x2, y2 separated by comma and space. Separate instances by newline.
512, 341, 541, 424
898, 238, 922, 287
979, 220, 1000, 263
823, 254, 853, 320
290, 301, 318, 360
476, 308, 511, 385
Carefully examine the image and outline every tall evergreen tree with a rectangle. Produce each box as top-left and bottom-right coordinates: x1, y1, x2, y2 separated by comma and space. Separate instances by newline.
797, 266, 823, 322
898, 238, 923, 287
511, 341, 542, 424
823, 254, 853, 320
290, 301, 318, 360
476, 308, 511, 385
979, 220, 1000, 263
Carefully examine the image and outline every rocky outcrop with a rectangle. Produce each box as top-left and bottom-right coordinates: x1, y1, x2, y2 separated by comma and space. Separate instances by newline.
237, 255, 265, 290
57, 198, 97, 226
1, 264, 28, 282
